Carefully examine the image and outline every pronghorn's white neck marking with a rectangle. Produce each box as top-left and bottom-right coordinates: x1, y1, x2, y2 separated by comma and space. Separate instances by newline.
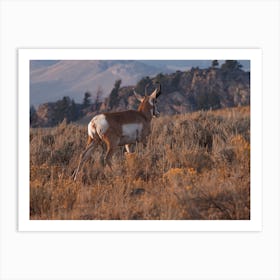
122, 123, 143, 139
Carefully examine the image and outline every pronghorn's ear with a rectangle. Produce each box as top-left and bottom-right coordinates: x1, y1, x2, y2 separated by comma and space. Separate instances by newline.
133, 89, 144, 102
156, 83, 161, 98
150, 83, 161, 99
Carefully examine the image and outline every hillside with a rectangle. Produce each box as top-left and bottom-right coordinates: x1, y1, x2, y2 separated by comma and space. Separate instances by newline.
108, 66, 250, 114
31, 62, 250, 127
30, 106, 250, 220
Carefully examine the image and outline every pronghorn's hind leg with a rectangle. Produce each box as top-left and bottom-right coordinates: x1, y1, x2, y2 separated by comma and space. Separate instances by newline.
104, 148, 114, 169
102, 135, 119, 168
72, 139, 95, 181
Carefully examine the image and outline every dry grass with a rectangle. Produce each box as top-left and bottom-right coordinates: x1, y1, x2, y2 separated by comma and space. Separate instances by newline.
30, 106, 250, 220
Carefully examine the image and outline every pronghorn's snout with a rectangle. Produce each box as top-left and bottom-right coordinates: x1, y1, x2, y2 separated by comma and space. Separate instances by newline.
154, 111, 160, 118
153, 106, 160, 118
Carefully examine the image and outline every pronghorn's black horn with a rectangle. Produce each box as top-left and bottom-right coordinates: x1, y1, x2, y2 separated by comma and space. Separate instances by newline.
156, 83, 161, 98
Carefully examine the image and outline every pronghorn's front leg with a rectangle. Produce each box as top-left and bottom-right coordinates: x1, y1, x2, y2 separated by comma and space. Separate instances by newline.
125, 144, 131, 154
124, 144, 137, 155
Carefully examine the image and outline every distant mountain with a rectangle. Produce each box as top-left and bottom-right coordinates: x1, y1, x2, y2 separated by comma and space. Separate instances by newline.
31, 64, 250, 128
30, 60, 60, 70
30, 60, 166, 106
30, 60, 250, 107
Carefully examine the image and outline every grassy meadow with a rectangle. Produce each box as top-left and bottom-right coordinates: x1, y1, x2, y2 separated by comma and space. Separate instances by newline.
30, 106, 250, 220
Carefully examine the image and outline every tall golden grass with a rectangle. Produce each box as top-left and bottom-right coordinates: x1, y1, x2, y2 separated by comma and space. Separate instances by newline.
30, 106, 250, 220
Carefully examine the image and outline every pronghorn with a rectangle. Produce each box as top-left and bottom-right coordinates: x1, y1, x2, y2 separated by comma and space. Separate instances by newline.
72, 83, 161, 181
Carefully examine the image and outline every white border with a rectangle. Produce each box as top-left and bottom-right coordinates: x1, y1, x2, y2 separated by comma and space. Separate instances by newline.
18, 48, 262, 232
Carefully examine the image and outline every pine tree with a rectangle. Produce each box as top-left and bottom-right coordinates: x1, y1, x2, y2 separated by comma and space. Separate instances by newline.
211, 60, 219, 68
108, 79, 122, 109
135, 76, 151, 94
221, 60, 242, 71
83, 92, 92, 108
30, 105, 37, 126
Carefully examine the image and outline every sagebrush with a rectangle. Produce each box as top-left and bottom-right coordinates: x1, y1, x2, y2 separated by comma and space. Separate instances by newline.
30, 106, 250, 220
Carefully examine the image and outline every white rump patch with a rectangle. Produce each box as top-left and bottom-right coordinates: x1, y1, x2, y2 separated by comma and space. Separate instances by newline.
122, 123, 143, 142
91, 114, 109, 138
88, 122, 95, 139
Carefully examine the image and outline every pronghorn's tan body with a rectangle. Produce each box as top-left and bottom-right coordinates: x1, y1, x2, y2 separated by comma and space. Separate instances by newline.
89, 111, 151, 145
73, 83, 161, 181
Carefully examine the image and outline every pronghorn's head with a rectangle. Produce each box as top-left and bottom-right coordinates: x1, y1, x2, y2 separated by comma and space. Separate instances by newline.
134, 83, 161, 118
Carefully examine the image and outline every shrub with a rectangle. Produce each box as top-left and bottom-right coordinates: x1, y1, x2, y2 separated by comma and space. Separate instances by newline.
29, 106, 250, 220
